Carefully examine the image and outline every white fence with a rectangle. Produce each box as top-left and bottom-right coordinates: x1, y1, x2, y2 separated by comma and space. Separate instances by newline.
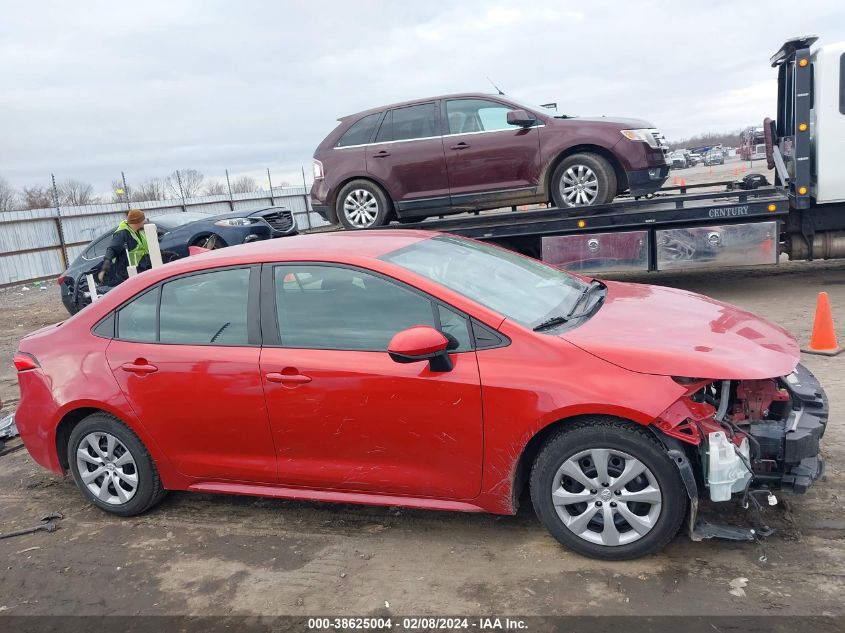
0, 187, 326, 287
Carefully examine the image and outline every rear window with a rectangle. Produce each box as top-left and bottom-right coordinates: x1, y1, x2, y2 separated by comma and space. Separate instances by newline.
336, 112, 381, 147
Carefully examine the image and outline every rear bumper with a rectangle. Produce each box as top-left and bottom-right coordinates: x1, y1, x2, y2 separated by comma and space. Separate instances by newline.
750, 364, 828, 494
627, 166, 669, 196
312, 204, 333, 223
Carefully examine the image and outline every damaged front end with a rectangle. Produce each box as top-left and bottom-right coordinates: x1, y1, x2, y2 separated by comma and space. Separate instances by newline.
654, 363, 827, 540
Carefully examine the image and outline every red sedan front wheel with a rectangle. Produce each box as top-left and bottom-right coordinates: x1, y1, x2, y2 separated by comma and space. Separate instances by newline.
530, 417, 687, 560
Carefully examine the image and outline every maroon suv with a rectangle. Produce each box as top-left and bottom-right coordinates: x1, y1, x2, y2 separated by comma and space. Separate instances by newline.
311, 93, 669, 229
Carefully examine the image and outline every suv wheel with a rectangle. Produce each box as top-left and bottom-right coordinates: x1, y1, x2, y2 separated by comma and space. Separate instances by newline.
530, 417, 686, 560
550, 153, 617, 208
68, 412, 166, 516
336, 180, 393, 229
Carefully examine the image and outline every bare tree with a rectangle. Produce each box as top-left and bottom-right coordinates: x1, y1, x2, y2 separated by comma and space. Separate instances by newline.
131, 178, 167, 202
22, 185, 55, 209
58, 179, 99, 206
202, 180, 227, 196
0, 176, 18, 212
165, 169, 204, 199
230, 176, 258, 193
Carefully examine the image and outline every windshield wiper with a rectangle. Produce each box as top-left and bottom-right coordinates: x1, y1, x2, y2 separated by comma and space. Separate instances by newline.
532, 281, 603, 332
533, 315, 571, 332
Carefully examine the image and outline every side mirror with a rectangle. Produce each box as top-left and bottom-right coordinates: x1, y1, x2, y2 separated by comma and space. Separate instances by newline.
388, 326, 453, 372
507, 109, 536, 128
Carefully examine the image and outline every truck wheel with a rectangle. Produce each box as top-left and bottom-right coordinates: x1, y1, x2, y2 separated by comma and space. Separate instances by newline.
550, 153, 617, 208
336, 180, 393, 229
530, 417, 686, 560
68, 412, 166, 517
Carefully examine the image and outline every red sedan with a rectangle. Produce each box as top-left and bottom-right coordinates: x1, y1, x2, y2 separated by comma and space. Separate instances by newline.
13, 230, 826, 559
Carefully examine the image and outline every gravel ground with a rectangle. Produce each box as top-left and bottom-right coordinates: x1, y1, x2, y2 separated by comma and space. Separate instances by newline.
1, 254, 844, 619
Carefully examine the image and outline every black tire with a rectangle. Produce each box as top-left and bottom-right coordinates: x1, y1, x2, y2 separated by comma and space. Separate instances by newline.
335, 179, 393, 229
530, 417, 687, 560
192, 234, 227, 250
550, 153, 617, 208
67, 412, 166, 517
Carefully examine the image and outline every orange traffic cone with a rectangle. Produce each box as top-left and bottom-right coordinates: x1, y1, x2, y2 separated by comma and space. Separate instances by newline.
802, 291, 841, 355
679, 177, 686, 188
672, 175, 678, 185
733, 167, 739, 177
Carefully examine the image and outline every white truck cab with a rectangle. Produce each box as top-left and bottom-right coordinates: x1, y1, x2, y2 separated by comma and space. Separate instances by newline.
810, 40, 845, 203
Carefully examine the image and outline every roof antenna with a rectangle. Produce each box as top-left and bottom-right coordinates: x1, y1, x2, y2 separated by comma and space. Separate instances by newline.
487, 77, 505, 95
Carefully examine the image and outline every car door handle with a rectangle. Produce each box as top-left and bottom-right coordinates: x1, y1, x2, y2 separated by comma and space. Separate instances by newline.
373, 150, 391, 158
266, 372, 312, 384
121, 361, 158, 375
450, 142, 470, 150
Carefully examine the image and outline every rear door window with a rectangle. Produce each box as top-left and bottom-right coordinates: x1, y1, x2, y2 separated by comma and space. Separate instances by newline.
84, 233, 112, 260
116, 288, 159, 343
336, 112, 382, 147
159, 268, 251, 345
375, 103, 438, 143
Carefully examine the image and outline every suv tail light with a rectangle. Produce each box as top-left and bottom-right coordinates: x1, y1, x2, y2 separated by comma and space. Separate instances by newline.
313, 159, 324, 180
13, 352, 40, 372
57, 275, 66, 286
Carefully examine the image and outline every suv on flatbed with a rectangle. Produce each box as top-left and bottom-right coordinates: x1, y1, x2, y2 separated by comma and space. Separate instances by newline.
311, 93, 670, 229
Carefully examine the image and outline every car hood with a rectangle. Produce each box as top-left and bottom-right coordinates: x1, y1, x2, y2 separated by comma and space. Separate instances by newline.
550, 116, 654, 129
560, 280, 799, 380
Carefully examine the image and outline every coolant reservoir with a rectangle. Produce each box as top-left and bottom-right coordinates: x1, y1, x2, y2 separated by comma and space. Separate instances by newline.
707, 432, 752, 502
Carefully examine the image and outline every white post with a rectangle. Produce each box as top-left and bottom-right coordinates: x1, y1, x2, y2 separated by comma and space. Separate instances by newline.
144, 223, 163, 268
85, 274, 99, 301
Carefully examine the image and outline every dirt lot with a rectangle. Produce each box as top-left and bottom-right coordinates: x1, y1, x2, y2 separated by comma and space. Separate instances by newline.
1, 258, 844, 619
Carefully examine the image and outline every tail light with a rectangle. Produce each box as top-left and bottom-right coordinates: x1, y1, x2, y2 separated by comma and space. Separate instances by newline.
57, 275, 66, 286
313, 159, 324, 180
13, 352, 40, 372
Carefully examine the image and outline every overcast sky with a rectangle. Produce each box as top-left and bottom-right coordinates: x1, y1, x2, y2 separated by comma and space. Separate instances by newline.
1, 0, 844, 196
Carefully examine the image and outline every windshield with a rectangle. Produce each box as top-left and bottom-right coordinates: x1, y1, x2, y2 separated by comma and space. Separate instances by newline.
382, 236, 587, 328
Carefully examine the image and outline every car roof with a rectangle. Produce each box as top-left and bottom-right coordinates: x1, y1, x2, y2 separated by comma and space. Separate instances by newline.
156, 229, 436, 272
340, 92, 507, 121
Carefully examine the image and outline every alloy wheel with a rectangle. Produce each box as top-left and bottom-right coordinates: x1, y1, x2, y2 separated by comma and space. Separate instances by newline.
76, 432, 139, 505
343, 189, 380, 228
560, 165, 599, 206
551, 448, 662, 546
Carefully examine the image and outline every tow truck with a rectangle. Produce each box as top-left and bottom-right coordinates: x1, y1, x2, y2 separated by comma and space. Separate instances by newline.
363, 36, 844, 275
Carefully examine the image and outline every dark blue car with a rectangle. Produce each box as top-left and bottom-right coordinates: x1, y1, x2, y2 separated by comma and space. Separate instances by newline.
59, 206, 297, 314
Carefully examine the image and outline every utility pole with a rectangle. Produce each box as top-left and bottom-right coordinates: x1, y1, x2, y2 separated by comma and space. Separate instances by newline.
301, 165, 312, 230
51, 173, 69, 269
267, 168, 275, 206
121, 171, 131, 210
225, 169, 234, 211
175, 170, 186, 212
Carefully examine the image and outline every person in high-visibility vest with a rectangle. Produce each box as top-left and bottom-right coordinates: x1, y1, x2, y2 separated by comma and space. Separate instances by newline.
98, 209, 151, 285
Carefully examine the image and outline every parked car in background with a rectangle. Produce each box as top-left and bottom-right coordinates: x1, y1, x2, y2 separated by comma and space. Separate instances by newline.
686, 152, 702, 166
15, 230, 825, 560
667, 151, 688, 169
311, 93, 669, 228
704, 150, 725, 166
58, 206, 297, 314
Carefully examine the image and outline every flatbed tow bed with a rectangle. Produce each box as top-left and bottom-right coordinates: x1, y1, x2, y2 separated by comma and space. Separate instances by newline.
364, 181, 789, 272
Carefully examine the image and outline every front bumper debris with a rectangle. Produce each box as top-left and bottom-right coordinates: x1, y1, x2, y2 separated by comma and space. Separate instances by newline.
750, 363, 828, 493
